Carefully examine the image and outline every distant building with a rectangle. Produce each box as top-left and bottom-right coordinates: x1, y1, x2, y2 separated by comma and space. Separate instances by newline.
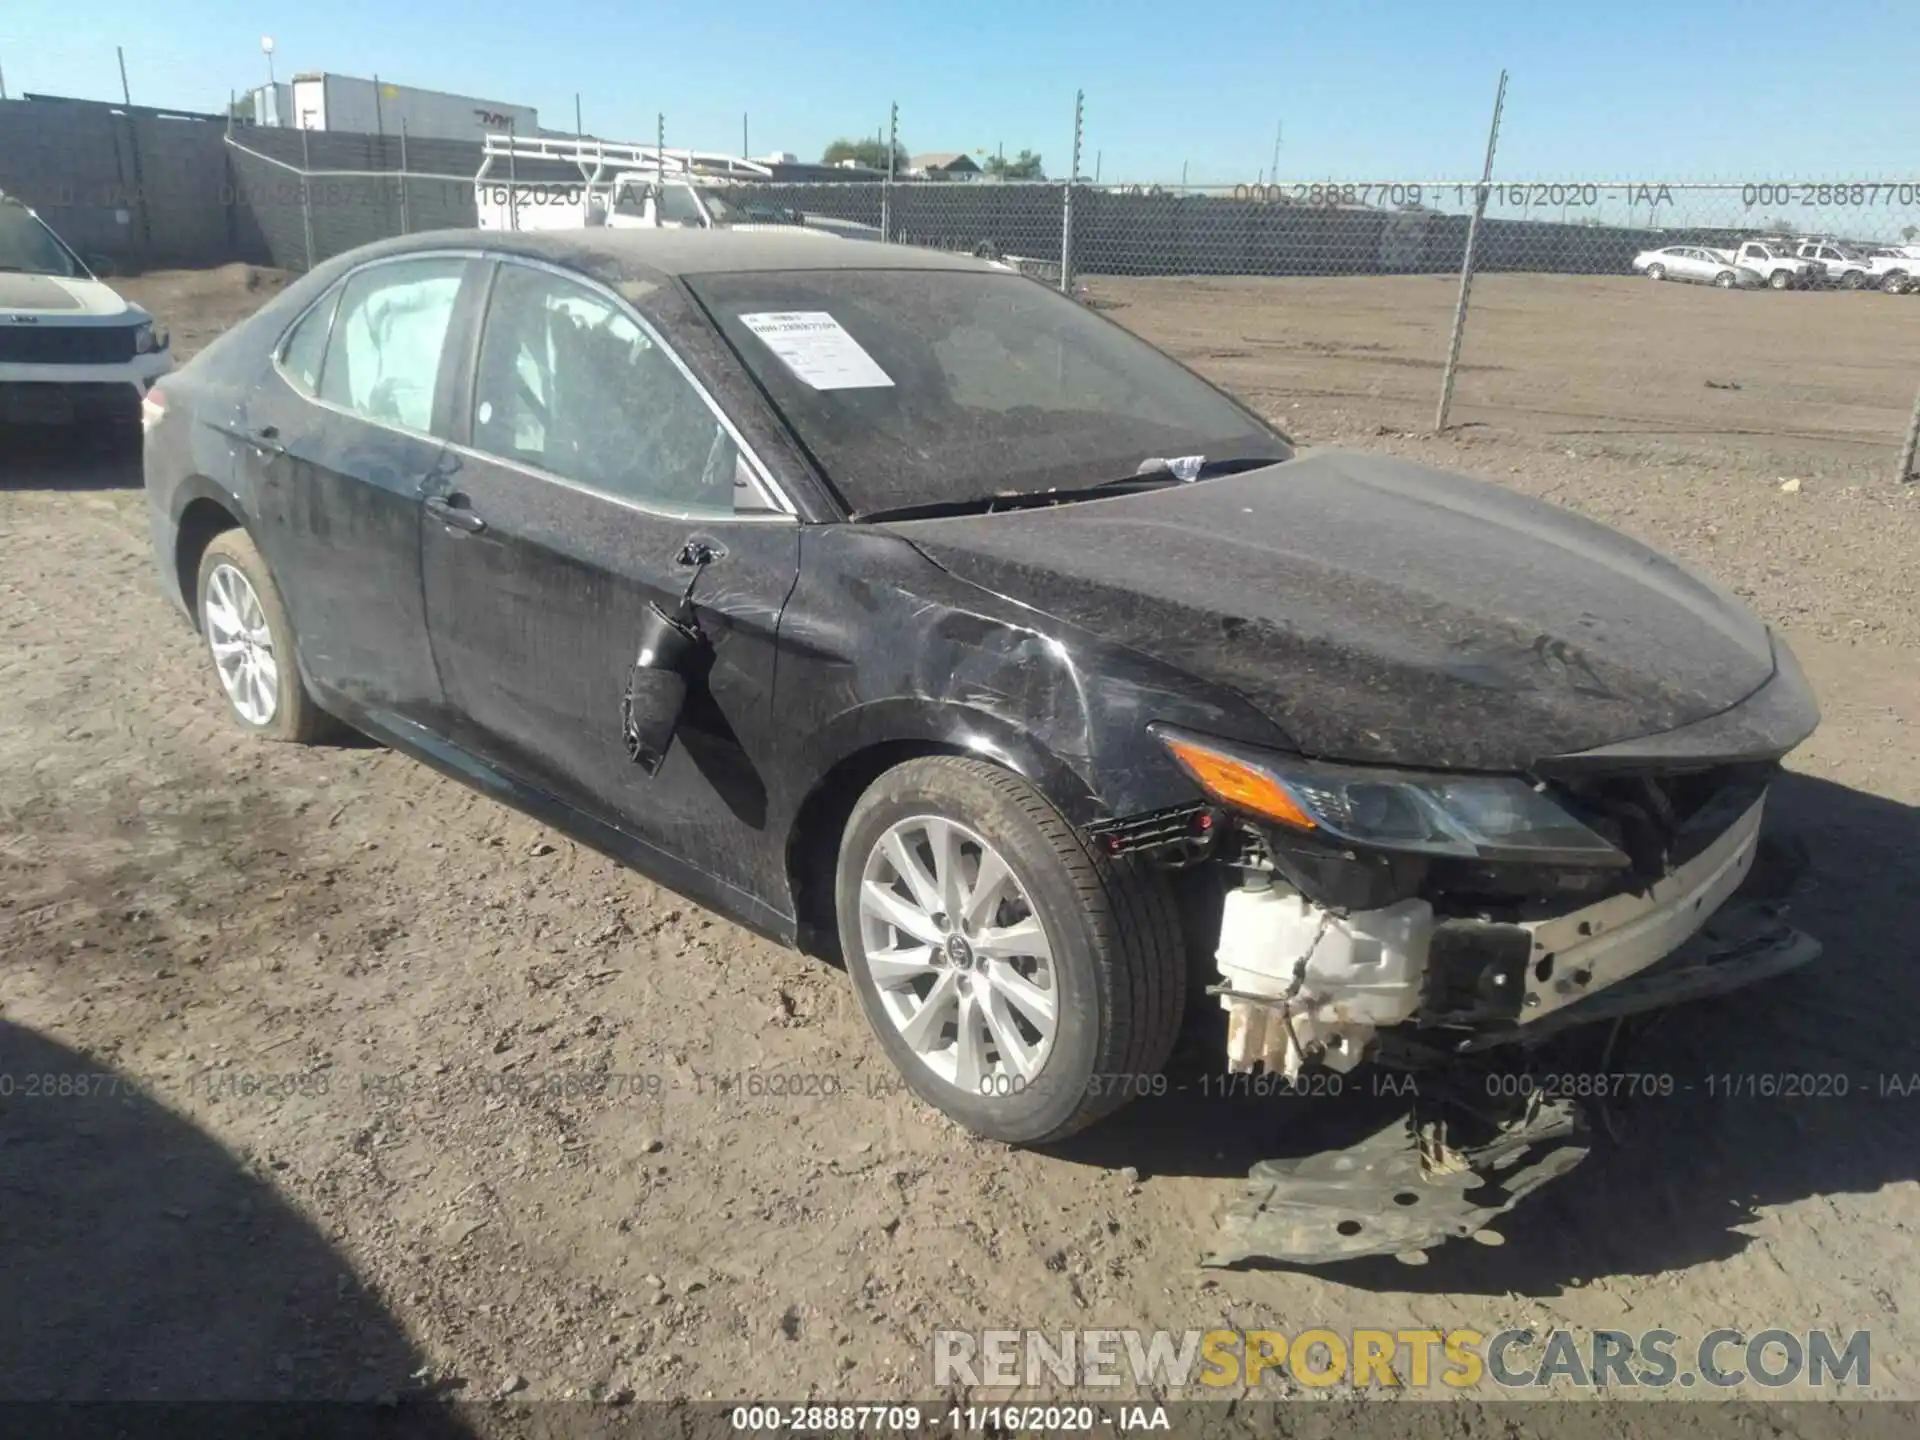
241, 73, 538, 142
907, 152, 982, 180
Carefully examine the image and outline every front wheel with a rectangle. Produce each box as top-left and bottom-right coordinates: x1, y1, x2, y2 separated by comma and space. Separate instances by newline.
836, 757, 1186, 1144
1842, 270, 1865, 290
1714, 270, 1737, 289
1769, 269, 1792, 290
1645, 264, 1666, 281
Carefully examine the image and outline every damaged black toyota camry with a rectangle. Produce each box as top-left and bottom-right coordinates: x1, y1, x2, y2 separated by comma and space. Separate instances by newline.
144, 230, 1819, 1260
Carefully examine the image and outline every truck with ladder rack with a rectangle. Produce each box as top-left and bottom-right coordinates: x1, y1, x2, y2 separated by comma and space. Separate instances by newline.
472, 134, 880, 239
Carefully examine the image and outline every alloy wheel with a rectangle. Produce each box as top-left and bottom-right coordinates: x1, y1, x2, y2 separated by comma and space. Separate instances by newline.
204, 562, 280, 726
857, 815, 1059, 1091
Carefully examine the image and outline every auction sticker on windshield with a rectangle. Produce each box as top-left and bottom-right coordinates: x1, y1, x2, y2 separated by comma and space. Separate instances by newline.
738, 311, 894, 390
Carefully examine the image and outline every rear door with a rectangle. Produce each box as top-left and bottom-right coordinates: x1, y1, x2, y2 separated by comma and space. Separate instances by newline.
240, 253, 481, 725
419, 257, 801, 901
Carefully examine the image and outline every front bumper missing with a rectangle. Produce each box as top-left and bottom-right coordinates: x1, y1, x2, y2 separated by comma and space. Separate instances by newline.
1204, 898, 1819, 1267
1206, 1091, 1588, 1268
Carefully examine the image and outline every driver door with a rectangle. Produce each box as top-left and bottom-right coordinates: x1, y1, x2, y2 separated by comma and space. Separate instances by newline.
419, 257, 800, 898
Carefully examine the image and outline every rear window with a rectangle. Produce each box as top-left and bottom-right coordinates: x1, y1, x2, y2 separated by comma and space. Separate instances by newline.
689, 269, 1289, 516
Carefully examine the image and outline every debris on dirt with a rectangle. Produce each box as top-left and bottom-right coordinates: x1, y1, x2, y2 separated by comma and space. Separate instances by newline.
1705, 379, 1743, 390
1780, 477, 1804, 493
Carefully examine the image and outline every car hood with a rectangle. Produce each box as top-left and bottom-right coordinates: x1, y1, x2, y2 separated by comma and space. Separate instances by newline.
890, 451, 1780, 771
0, 273, 140, 321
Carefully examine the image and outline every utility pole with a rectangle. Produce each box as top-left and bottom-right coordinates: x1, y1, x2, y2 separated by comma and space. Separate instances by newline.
575, 93, 583, 137
1270, 120, 1281, 184
116, 46, 131, 106
742, 112, 749, 157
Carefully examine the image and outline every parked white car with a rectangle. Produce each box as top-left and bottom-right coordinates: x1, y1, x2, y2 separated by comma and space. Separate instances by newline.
1632, 244, 1759, 288
1794, 240, 1875, 289
0, 192, 170, 433
1859, 247, 1918, 294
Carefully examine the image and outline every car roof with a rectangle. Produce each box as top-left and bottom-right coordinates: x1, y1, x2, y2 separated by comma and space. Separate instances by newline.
343, 227, 1006, 282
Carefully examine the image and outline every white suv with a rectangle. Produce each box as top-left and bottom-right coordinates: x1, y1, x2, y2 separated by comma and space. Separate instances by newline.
0, 193, 171, 434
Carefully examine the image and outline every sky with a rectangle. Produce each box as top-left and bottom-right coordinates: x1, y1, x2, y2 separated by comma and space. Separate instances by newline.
0, 0, 1911, 183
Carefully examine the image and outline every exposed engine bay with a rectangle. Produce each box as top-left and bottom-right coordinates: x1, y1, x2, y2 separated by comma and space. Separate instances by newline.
1094, 757, 1822, 1266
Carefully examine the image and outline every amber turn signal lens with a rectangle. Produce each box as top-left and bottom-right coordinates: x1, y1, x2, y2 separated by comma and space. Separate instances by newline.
1159, 736, 1317, 831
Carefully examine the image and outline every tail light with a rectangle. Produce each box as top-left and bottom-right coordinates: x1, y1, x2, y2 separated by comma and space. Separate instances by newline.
140, 385, 166, 434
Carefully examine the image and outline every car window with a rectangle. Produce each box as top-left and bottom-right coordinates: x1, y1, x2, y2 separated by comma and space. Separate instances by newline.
318, 258, 465, 433
613, 180, 652, 220
279, 285, 341, 395
658, 185, 706, 226
470, 261, 739, 515
692, 268, 1291, 516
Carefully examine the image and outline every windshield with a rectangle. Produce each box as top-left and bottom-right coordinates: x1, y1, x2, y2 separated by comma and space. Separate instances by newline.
701, 189, 737, 223
0, 201, 83, 277
690, 269, 1291, 515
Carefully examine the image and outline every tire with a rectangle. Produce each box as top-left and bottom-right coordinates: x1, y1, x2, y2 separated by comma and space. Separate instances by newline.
835, 756, 1186, 1144
1769, 269, 1791, 290
1645, 264, 1665, 281
1883, 271, 1908, 295
1714, 270, 1737, 289
1842, 270, 1864, 290
195, 529, 336, 744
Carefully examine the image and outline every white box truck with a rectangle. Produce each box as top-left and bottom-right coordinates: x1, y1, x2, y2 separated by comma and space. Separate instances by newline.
288, 73, 537, 142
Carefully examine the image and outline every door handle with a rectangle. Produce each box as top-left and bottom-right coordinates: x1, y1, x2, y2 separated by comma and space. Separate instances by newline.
248, 424, 284, 455
425, 492, 487, 534
674, 535, 726, 568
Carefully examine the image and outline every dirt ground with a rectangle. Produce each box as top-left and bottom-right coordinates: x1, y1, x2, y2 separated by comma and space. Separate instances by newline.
3, 264, 1918, 1422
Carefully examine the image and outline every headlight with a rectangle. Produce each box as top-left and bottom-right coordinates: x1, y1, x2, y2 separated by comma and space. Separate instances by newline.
133, 321, 168, 354
1154, 726, 1627, 867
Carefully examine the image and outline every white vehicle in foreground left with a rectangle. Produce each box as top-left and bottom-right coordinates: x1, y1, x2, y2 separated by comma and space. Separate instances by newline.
0, 191, 171, 436
1631, 245, 1759, 288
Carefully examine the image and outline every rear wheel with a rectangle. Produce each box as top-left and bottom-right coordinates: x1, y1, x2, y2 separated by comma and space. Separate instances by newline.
835, 756, 1186, 1144
1883, 271, 1909, 295
1714, 270, 1737, 289
1842, 270, 1865, 290
1645, 264, 1666, 281
195, 530, 337, 744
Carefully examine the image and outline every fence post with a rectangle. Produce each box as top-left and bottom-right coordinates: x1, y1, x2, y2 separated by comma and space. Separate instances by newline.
1060, 88, 1083, 295
507, 120, 519, 231
1899, 379, 1920, 483
655, 113, 665, 227
398, 118, 410, 235
299, 124, 315, 271
882, 101, 897, 242
1434, 68, 1509, 433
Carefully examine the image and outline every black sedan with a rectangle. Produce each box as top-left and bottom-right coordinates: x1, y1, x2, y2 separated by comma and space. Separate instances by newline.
143, 229, 1819, 1163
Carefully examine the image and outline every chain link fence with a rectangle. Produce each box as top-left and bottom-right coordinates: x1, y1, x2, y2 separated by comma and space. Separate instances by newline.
225, 127, 1920, 481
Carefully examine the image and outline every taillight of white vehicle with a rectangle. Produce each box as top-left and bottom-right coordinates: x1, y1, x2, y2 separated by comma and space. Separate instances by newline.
141, 385, 166, 434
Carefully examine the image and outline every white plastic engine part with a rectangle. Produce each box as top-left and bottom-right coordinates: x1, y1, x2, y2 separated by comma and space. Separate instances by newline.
1215, 886, 1434, 1078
